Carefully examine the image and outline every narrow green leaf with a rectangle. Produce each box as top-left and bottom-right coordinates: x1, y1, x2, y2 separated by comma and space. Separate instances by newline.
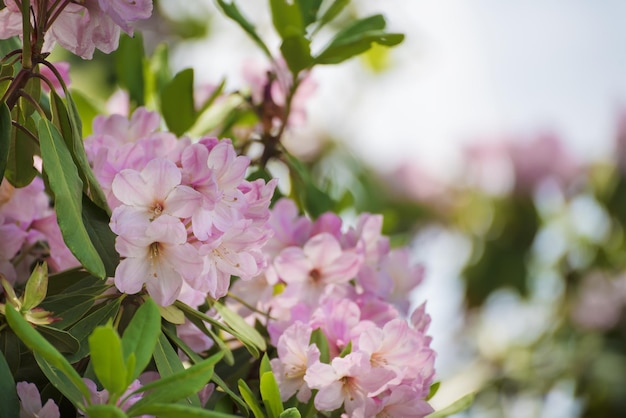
427, 393, 475, 418
160, 68, 196, 136
0, 350, 19, 418
49, 298, 95, 330
238, 379, 266, 418
338, 340, 351, 358
67, 298, 122, 362
121, 298, 161, 381
38, 325, 80, 354
313, 0, 349, 33
128, 403, 240, 418
309, 328, 330, 364
260, 371, 283, 418
216, 0, 272, 58
260, 352, 272, 375
213, 301, 266, 352
297, 0, 322, 27
126, 352, 223, 415
38, 118, 106, 278
67, 89, 101, 137
5, 305, 90, 402
50, 90, 110, 214
279, 408, 301, 418
0, 102, 10, 180
153, 331, 186, 377
89, 324, 128, 396
84, 404, 129, 418
115, 34, 145, 106
34, 352, 86, 408
0, 330, 21, 375
314, 31, 404, 65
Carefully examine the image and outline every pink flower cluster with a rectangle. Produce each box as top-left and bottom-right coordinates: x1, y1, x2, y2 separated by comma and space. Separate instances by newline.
230, 199, 436, 417
0, 0, 153, 59
84, 108, 277, 306
0, 177, 79, 285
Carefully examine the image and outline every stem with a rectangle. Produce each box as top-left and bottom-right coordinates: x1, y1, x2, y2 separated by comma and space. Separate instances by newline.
0, 49, 23, 65
15, 90, 46, 119
38, 58, 70, 96
11, 120, 39, 146
20, 0, 32, 69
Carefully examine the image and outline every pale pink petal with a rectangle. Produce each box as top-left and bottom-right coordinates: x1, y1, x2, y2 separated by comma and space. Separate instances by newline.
114, 257, 150, 294
274, 247, 312, 283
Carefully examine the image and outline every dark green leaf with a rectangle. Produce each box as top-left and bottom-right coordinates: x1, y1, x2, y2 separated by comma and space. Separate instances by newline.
38, 325, 80, 354
5, 305, 90, 402
49, 297, 96, 330
270, 0, 305, 39
128, 403, 240, 418
0, 350, 19, 418
126, 352, 223, 415
238, 379, 266, 418
297, 0, 322, 27
216, 0, 272, 58
0, 330, 21, 375
81, 194, 119, 278
38, 118, 106, 278
89, 324, 128, 395
313, 0, 349, 33
0, 102, 10, 180
154, 331, 186, 377
260, 371, 283, 418
160, 68, 197, 136
34, 352, 86, 408
84, 404, 128, 418
280, 36, 312, 75
50, 90, 110, 214
67, 298, 122, 362
121, 298, 161, 381
314, 15, 404, 65
284, 153, 334, 218
115, 34, 145, 106
68, 89, 100, 137
5, 112, 38, 187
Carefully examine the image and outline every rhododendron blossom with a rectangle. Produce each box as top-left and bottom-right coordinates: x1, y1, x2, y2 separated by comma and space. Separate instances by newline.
17, 381, 60, 418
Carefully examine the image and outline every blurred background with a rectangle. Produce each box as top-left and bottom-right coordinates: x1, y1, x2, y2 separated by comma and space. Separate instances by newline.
59, 1, 626, 416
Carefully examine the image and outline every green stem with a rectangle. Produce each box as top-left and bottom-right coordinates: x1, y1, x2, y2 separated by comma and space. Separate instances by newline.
21, 0, 32, 69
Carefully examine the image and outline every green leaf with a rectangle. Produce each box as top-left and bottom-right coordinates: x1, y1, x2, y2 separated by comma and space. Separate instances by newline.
160, 68, 197, 136
284, 152, 334, 218
67, 298, 122, 362
146, 43, 172, 105
213, 300, 267, 354
22, 263, 48, 310
50, 90, 110, 214
0, 102, 10, 180
314, 15, 404, 65
5, 112, 38, 187
0, 330, 21, 376
89, 324, 128, 396
427, 381, 440, 401
297, 0, 322, 27
270, 0, 305, 39
68, 89, 101, 137
427, 393, 475, 418
313, 0, 349, 32
128, 403, 240, 418
216, 0, 272, 58
153, 331, 186, 377
121, 298, 161, 381
309, 328, 330, 364
38, 118, 106, 278
338, 340, 351, 358
0, 350, 19, 418
5, 305, 90, 403
49, 298, 96, 330
34, 352, 86, 408
115, 34, 145, 106
84, 404, 129, 418
126, 352, 223, 415
260, 352, 272, 375
260, 371, 283, 418
238, 379, 266, 418
280, 36, 312, 75
81, 194, 119, 278
279, 408, 301, 418
38, 325, 80, 354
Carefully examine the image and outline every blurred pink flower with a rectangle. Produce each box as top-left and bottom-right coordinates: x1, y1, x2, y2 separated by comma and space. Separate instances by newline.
17, 381, 60, 418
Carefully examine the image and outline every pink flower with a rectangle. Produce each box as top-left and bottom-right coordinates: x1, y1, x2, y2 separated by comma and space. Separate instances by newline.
367, 385, 434, 418
270, 321, 320, 402
111, 214, 203, 306
274, 233, 362, 291
16, 381, 60, 418
304, 352, 395, 416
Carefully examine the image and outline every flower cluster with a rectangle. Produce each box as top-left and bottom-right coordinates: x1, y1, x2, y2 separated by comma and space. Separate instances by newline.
0, 177, 79, 285
84, 107, 277, 306
230, 199, 436, 417
0, 0, 153, 59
